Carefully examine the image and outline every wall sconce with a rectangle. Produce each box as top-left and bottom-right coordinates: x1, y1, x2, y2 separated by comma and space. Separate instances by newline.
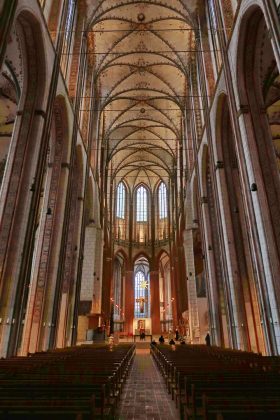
215, 161, 224, 170
250, 183, 257, 191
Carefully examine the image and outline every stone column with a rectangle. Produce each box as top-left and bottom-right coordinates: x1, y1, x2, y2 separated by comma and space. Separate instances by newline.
124, 270, 134, 335
183, 229, 200, 344
150, 270, 161, 334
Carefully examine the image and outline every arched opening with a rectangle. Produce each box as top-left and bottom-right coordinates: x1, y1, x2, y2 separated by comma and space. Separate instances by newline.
0, 10, 46, 357
0, 62, 18, 189
134, 184, 150, 244
237, 7, 280, 352
111, 253, 125, 332
217, 95, 264, 353
134, 257, 150, 327
56, 145, 85, 348
77, 176, 97, 343
19, 96, 69, 354
158, 252, 172, 333
156, 181, 168, 241
189, 176, 210, 344
202, 145, 229, 347
115, 181, 128, 241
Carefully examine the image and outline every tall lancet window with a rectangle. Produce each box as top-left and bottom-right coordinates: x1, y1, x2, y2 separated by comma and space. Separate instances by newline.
116, 182, 126, 219
134, 270, 150, 318
158, 182, 167, 219
61, 0, 76, 79
157, 182, 168, 240
65, 0, 76, 42
136, 185, 147, 222
207, 0, 222, 74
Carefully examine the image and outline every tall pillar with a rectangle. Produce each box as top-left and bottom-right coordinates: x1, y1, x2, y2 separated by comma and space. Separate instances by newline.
125, 270, 134, 335
170, 260, 178, 328
150, 270, 161, 334
183, 229, 200, 343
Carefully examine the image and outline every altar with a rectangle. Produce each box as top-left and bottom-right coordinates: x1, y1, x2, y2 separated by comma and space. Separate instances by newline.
133, 317, 152, 335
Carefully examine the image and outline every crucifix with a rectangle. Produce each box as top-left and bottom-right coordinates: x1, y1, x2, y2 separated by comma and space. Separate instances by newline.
136, 297, 147, 313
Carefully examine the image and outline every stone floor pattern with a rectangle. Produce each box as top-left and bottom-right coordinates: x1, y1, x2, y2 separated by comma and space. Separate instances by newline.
117, 349, 180, 420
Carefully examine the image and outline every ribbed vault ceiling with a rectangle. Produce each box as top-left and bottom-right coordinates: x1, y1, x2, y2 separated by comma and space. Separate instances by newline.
87, 1, 196, 190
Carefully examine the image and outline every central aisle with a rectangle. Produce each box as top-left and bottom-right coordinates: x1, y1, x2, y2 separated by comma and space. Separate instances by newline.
117, 348, 179, 420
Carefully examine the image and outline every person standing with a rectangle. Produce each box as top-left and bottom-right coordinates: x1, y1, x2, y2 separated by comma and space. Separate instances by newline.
205, 333, 211, 346
140, 331, 145, 341
175, 327, 179, 341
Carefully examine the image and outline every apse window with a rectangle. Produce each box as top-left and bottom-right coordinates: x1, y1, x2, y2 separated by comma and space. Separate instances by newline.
136, 185, 148, 222
134, 270, 150, 318
158, 182, 167, 219
116, 182, 126, 219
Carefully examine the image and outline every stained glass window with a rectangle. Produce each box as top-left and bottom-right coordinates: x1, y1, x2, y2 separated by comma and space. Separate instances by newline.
116, 182, 126, 219
134, 271, 150, 318
158, 182, 167, 219
207, 0, 221, 70
65, 0, 76, 42
136, 185, 147, 222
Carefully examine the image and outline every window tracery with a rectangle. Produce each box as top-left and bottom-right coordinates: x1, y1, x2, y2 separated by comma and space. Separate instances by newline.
65, 0, 76, 42
61, 0, 76, 79
134, 270, 150, 318
207, 0, 222, 75
116, 182, 126, 219
158, 182, 167, 219
136, 185, 148, 222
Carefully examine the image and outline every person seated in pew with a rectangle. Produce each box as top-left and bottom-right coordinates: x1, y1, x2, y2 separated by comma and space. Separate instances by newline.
159, 335, 165, 344
151, 340, 157, 346
169, 338, 175, 345
180, 339, 186, 345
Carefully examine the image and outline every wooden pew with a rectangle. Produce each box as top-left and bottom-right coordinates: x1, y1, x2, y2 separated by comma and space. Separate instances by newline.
0, 343, 135, 419
150, 343, 280, 420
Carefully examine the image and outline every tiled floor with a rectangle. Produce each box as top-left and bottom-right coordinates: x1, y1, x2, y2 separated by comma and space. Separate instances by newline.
117, 349, 180, 420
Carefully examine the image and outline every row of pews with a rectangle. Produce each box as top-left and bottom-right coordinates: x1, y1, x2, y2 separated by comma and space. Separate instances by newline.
150, 343, 280, 419
0, 343, 135, 419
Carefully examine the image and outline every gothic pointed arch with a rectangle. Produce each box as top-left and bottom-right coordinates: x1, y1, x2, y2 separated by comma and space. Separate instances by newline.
236, 6, 280, 349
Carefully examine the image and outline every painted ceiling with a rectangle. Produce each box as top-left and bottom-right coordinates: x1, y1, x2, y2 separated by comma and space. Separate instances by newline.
87, 1, 197, 191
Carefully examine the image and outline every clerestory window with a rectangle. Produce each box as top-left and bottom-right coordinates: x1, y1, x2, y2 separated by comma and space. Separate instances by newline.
116, 182, 126, 219
158, 182, 167, 219
136, 185, 147, 222
65, 0, 76, 42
